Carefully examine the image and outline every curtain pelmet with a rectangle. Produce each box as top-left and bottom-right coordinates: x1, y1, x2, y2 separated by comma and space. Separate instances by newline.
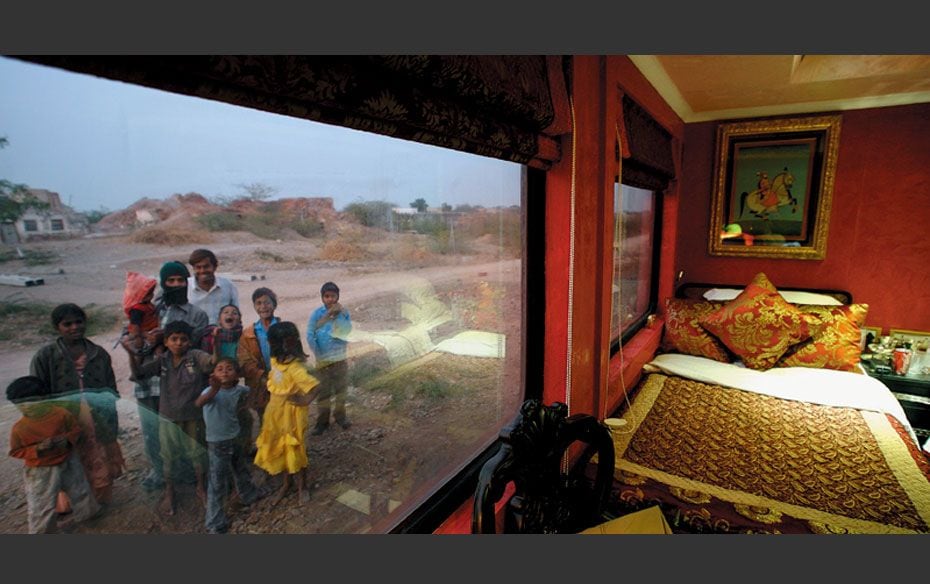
19, 55, 568, 168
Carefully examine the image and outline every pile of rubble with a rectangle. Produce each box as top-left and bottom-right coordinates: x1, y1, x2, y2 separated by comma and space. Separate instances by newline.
93, 193, 339, 234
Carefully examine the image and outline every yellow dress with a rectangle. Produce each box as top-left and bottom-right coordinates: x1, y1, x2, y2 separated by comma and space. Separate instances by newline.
253, 357, 319, 475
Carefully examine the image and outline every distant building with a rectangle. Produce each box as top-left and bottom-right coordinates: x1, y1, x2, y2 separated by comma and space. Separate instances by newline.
11, 189, 87, 242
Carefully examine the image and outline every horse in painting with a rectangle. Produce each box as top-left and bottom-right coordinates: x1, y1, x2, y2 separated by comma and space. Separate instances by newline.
739, 168, 798, 220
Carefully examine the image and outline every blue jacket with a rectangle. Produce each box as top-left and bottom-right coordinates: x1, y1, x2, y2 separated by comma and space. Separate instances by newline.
306, 305, 352, 366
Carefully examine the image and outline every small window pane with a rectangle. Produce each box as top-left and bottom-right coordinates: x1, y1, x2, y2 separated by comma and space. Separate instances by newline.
610, 183, 657, 341
50, 219, 64, 231
23, 219, 38, 232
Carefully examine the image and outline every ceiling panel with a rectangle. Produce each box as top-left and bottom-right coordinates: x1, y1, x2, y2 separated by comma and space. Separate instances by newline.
630, 55, 930, 123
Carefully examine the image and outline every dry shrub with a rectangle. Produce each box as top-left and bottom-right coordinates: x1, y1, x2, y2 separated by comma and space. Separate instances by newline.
389, 240, 436, 267
129, 227, 207, 245
317, 238, 369, 262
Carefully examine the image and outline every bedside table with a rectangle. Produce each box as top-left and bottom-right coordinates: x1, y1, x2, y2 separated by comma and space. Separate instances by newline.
863, 360, 930, 440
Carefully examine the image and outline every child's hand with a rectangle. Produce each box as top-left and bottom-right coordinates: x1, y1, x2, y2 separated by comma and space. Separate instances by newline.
208, 374, 222, 391
145, 328, 163, 346
36, 436, 66, 452
119, 334, 137, 353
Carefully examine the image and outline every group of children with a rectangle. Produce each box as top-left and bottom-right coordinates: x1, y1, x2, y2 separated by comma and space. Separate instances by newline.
7, 266, 351, 534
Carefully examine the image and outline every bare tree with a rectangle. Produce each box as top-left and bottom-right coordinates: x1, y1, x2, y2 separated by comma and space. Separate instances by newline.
236, 182, 278, 201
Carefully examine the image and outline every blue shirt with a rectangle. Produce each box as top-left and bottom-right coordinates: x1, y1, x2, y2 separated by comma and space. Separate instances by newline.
306, 305, 352, 366
254, 317, 279, 371
200, 384, 249, 442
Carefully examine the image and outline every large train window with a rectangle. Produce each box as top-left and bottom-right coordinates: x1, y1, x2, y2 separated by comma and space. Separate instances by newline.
0, 56, 528, 534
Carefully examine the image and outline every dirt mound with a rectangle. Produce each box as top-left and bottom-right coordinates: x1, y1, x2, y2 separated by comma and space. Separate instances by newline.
318, 238, 370, 261
128, 226, 211, 245
95, 194, 341, 238
94, 193, 222, 233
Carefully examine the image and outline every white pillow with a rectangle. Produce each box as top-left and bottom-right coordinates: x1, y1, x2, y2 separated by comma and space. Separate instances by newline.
702, 288, 842, 305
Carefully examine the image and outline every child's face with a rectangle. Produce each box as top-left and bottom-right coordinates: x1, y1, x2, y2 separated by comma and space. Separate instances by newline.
213, 360, 239, 386
322, 291, 339, 309
164, 332, 191, 356
219, 306, 241, 329
142, 287, 155, 304
56, 315, 86, 342
253, 295, 275, 320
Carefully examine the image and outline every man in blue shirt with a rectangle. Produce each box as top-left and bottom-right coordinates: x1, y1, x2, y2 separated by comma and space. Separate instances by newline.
306, 281, 352, 434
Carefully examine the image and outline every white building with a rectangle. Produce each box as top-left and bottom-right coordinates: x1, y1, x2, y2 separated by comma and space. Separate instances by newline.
10, 189, 87, 242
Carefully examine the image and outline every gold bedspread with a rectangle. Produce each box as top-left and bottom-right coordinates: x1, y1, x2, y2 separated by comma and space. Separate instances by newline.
612, 374, 930, 533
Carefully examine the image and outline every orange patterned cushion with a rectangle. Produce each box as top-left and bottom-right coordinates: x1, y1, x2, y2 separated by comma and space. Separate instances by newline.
699, 283, 818, 370
661, 298, 731, 362
777, 304, 870, 372
749, 271, 777, 293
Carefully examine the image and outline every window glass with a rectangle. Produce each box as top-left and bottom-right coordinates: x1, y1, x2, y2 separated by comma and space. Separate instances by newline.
610, 182, 657, 341
0, 56, 525, 534
50, 219, 64, 231
22, 219, 38, 231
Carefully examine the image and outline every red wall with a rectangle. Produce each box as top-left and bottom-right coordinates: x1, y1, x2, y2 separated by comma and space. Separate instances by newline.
436, 56, 684, 533
676, 103, 930, 334
542, 56, 685, 416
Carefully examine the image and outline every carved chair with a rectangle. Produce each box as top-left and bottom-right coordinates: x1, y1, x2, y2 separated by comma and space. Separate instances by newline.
472, 399, 615, 533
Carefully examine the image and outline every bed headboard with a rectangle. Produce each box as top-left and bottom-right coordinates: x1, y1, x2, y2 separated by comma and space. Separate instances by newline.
675, 283, 853, 305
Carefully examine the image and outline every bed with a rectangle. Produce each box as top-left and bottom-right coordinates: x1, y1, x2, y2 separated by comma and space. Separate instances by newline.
596, 273, 930, 534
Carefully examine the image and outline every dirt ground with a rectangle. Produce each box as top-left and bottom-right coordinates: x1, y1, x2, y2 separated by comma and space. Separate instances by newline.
0, 229, 523, 533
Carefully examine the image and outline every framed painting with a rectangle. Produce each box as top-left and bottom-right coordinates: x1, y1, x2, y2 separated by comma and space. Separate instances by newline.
889, 329, 930, 351
708, 115, 842, 259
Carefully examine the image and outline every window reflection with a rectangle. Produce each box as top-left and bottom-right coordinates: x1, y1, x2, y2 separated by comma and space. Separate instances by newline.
0, 57, 524, 533
611, 183, 657, 341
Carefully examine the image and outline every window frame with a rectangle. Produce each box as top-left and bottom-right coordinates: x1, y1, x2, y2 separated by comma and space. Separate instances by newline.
22, 219, 38, 232
610, 174, 663, 354
50, 218, 65, 231
19, 56, 544, 535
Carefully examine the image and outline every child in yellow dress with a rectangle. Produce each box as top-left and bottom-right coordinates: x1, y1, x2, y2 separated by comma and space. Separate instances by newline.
253, 321, 320, 505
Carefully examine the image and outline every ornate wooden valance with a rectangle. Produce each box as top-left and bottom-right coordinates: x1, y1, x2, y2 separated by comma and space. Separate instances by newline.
617, 93, 675, 191
18, 55, 570, 168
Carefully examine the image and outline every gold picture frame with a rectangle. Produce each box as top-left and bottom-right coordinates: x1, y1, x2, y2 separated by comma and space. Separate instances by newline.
708, 115, 842, 259
889, 328, 930, 350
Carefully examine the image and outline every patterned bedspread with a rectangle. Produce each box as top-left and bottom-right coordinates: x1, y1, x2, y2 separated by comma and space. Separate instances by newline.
601, 373, 930, 534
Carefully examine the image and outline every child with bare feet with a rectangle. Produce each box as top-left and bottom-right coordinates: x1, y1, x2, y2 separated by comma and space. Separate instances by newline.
7, 376, 101, 533
253, 322, 320, 506
126, 320, 214, 515
196, 358, 265, 533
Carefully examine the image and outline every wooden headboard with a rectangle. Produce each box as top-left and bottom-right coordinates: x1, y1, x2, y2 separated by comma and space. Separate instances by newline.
675, 283, 853, 305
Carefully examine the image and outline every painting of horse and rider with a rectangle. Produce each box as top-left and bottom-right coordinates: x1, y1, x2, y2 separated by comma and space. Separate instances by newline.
709, 115, 841, 260
727, 139, 815, 242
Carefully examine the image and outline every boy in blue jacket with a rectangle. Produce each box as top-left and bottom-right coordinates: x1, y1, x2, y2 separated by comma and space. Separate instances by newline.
306, 281, 352, 434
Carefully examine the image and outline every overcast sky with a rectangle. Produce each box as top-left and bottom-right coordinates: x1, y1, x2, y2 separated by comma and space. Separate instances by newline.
0, 57, 522, 213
